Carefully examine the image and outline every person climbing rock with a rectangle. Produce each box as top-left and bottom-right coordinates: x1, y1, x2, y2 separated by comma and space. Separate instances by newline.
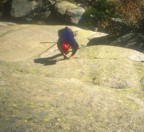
57, 27, 79, 60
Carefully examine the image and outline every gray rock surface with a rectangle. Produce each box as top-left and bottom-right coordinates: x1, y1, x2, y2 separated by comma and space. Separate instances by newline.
11, 0, 37, 17
0, 23, 144, 131
55, 1, 85, 24
112, 33, 144, 52
1, 0, 85, 25
0, 23, 107, 61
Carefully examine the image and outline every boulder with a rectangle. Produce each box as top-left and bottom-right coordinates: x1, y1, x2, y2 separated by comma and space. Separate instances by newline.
54, 1, 85, 25
23, 0, 52, 23
0, 0, 53, 23
10, 0, 38, 17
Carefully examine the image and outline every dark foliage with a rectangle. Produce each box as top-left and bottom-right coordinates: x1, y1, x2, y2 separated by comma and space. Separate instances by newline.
79, 0, 118, 30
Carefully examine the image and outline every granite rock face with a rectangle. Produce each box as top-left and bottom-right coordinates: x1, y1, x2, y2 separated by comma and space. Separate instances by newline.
55, 1, 85, 24
10, 0, 38, 17
0, 23, 144, 131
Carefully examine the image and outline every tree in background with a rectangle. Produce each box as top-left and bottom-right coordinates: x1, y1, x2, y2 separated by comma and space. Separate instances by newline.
78, 0, 144, 35
118, 0, 143, 27
80, 0, 117, 30
115, 0, 144, 34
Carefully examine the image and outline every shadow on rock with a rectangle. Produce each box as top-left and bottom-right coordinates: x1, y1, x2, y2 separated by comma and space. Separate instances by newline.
87, 36, 112, 46
34, 53, 62, 65
111, 33, 144, 52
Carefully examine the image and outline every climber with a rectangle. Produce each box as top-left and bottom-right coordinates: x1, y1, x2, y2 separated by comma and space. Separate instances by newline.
57, 27, 79, 60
